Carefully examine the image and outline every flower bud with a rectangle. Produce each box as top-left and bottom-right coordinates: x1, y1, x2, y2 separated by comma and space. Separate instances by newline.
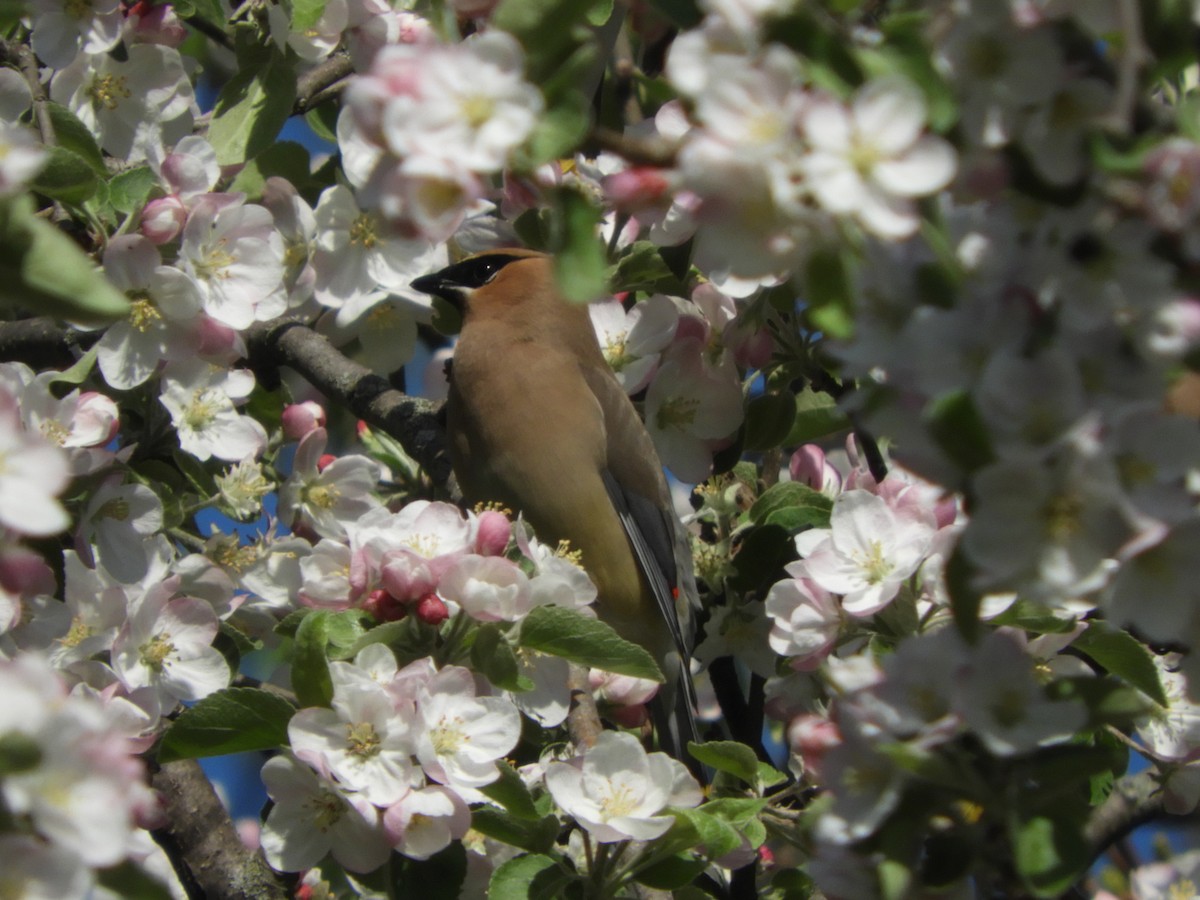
602, 167, 672, 212
363, 588, 407, 622
139, 196, 187, 244
474, 510, 511, 556
281, 401, 327, 440
416, 593, 449, 625
316, 453, 337, 472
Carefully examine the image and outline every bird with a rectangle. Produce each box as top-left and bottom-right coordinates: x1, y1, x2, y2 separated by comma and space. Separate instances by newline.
411, 248, 702, 770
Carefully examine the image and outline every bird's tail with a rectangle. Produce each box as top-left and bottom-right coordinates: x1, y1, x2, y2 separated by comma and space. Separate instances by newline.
651, 652, 705, 783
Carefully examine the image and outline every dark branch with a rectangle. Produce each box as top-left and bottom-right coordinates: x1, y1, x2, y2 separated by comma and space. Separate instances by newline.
243, 316, 451, 486
293, 52, 354, 115
182, 14, 234, 50
1085, 770, 1168, 860
150, 759, 288, 900
0, 317, 92, 369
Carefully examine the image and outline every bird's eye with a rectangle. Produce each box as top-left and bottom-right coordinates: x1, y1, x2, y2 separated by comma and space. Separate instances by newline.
457, 254, 521, 288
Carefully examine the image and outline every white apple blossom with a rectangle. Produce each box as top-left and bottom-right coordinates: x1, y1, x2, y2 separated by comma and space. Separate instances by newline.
98, 235, 205, 389
159, 361, 267, 463
0, 385, 70, 536
957, 630, 1088, 756
383, 785, 472, 860
31, 0, 123, 70
590, 294, 679, 394
438, 554, 533, 623
644, 341, 744, 483
111, 590, 230, 706
0, 835, 93, 899
545, 730, 702, 843
801, 75, 956, 240
77, 479, 163, 584
0, 120, 45, 194
414, 665, 521, 790
793, 489, 937, 617
177, 195, 288, 330
763, 567, 842, 666
290, 681, 417, 806
259, 753, 391, 873
279, 427, 382, 541
1136, 660, 1200, 762
50, 45, 196, 162
215, 458, 273, 521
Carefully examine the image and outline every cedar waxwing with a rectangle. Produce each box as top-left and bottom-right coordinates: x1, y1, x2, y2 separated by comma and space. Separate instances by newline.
412, 248, 702, 767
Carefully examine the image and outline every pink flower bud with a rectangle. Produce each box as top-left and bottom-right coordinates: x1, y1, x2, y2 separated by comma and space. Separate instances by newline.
416, 593, 449, 625
363, 588, 408, 622
281, 401, 327, 440
316, 453, 337, 472
139, 196, 187, 244
789, 444, 841, 495
602, 167, 672, 211
730, 325, 773, 370
129, 2, 187, 46
474, 510, 511, 556
786, 714, 841, 779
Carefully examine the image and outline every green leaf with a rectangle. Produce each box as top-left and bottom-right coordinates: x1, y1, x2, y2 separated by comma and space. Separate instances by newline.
1074, 624, 1168, 706
0, 195, 129, 322
479, 761, 541, 820
389, 843, 467, 900
728, 524, 795, 594
989, 599, 1078, 635
44, 102, 107, 174
173, 448, 218, 496
1009, 810, 1091, 898
471, 624, 532, 692
108, 166, 158, 216
519, 605, 663, 681
96, 861, 175, 900
925, 390, 994, 474
290, 0, 327, 31
305, 103, 339, 144
551, 188, 608, 303
207, 52, 298, 166
786, 387, 850, 444
489, 854, 570, 900
292, 610, 334, 707
671, 808, 743, 859
634, 854, 708, 890
519, 95, 591, 169
586, 0, 613, 26
46, 344, 98, 387
0, 732, 41, 775
324, 609, 371, 658
610, 241, 685, 295
946, 546, 983, 643
32, 146, 100, 204
743, 392, 796, 452
157, 688, 292, 762
803, 248, 855, 339
747, 481, 833, 531
471, 807, 561, 854
687, 740, 760, 785
228, 141, 313, 200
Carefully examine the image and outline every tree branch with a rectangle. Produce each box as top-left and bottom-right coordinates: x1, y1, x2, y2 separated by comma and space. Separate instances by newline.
567, 663, 603, 751
0, 317, 92, 369
587, 126, 679, 168
293, 52, 354, 115
150, 759, 288, 900
1085, 770, 1167, 861
243, 316, 451, 486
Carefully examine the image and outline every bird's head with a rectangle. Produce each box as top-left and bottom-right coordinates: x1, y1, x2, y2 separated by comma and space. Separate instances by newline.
411, 248, 548, 317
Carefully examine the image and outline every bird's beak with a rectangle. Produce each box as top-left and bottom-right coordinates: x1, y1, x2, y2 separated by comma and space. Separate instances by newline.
411, 273, 448, 298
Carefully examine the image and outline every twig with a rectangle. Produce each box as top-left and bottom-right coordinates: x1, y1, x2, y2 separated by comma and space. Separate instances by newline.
183, 13, 235, 50
567, 663, 603, 751
293, 52, 354, 115
588, 125, 679, 168
149, 759, 288, 900
1084, 770, 1167, 860
243, 315, 451, 487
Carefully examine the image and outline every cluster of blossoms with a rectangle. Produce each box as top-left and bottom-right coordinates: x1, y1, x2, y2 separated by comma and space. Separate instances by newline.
0, 656, 162, 898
